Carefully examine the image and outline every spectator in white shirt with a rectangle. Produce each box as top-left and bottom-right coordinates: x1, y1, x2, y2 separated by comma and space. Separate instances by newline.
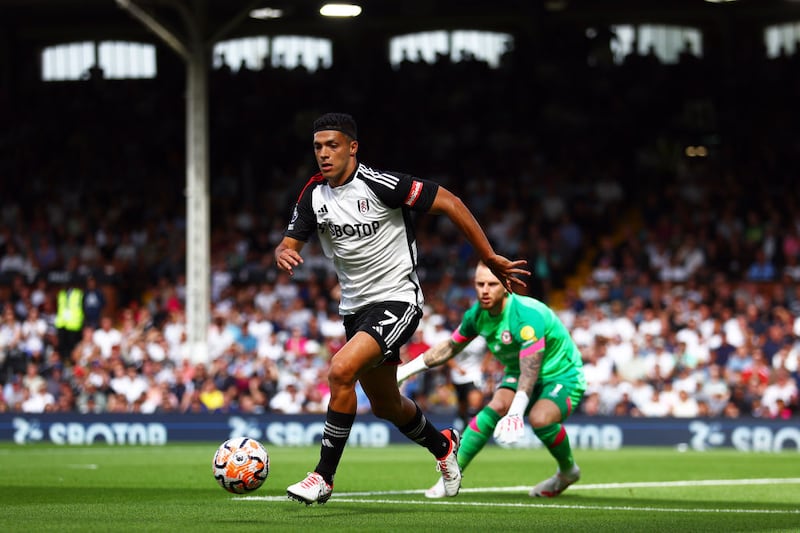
269, 382, 306, 414
21, 381, 55, 413
161, 310, 186, 355
659, 380, 680, 412
247, 308, 275, 345
637, 389, 671, 417
672, 365, 699, 394
92, 316, 122, 359
0, 241, 27, 275
761, 368, 798, 418
588, 306, 616, 341
207, 313, 236, 360
722, 309, 746, 348
20, 306, 48, 359
591, 256, 617, 285
771, 344, 798, 374
611, 302, 637, 343
643, 337, 676, 380
570, 313, 594, 348
422, 314, 451, 347
673, 234, 705, 277
606, 334, 635, 372
630, 378, 655, 409
637, 306, 664, 338
109, 364, 148, 406
696, 364, 730, 416
671, 389, 700, 418
581, 343, 614, 394
675, 317, 705, 364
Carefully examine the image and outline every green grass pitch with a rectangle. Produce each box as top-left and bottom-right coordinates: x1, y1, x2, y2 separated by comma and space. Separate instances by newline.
0, 443, 798, 532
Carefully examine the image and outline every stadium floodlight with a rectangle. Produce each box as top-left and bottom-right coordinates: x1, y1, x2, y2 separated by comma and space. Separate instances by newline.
250, 8, 283, 19
320, 3, 362, 17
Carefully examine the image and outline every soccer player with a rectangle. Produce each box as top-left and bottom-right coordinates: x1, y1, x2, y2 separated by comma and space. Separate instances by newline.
398, 261, 585, 498
275, 112, 529, 505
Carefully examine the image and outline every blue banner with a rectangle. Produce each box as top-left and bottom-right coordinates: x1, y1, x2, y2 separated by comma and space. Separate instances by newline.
1, 413, 798, 452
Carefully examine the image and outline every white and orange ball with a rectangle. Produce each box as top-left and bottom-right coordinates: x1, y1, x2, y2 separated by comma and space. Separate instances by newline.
212, 438, 270, 494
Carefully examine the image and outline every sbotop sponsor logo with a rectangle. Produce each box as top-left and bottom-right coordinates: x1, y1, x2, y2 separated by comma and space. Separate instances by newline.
318, 220, 380, 238
689, 420, 800, 452
229, 416, 391, 447
13, 417, 168, 445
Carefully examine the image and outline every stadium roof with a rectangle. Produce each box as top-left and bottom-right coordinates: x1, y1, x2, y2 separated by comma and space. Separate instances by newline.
3, 0, 800, 48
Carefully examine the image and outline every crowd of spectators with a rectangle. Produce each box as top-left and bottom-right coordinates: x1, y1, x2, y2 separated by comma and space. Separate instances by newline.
1, 27, 799, 420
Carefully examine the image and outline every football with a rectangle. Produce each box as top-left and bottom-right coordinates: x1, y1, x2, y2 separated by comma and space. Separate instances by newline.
212, 437, 270, 494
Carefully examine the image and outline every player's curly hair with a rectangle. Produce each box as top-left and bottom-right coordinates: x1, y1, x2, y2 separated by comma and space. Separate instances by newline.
312, 112, 358, 141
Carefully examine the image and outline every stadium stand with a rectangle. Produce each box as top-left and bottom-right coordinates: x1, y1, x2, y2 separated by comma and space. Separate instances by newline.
0, 1, 797, 419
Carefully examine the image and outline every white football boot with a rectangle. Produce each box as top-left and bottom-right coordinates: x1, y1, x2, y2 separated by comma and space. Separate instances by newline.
529, 465, 581, 497
435, 428, 462, 497
424, 477, 446, 499
287, 472, 333, 505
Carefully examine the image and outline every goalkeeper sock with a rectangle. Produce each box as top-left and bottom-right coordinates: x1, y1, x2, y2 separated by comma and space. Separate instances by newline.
533, 423, 575, 473
397, 403, 451, 458
315, 407, 355, 485
458, 406, 502, 470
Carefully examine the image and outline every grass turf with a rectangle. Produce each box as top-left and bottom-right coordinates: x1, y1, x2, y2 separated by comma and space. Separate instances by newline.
0, 443, 798, 532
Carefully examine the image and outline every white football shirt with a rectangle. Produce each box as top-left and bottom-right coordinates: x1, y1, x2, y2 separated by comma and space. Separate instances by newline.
285, 163, 439, 314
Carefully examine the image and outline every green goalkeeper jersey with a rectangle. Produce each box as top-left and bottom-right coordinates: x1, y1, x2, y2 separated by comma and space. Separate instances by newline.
452, 293, 585, 388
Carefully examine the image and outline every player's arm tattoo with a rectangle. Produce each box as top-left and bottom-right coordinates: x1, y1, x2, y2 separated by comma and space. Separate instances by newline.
423, 340, 462, 367
517, 351, 543, 397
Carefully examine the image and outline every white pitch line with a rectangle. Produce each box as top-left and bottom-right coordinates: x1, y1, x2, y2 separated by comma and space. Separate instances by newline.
310, 498, 800, 515
277, 477, 800, 497
240, 477, 800, 515
572, 478, 800, 490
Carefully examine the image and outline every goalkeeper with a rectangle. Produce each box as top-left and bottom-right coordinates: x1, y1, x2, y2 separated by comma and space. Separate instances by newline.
398, 261, 586, 498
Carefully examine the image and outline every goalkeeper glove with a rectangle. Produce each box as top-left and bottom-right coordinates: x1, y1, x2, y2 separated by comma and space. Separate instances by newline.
493, 391, 529, 445
493, 414, 525, 445
396, 355, 428, 384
